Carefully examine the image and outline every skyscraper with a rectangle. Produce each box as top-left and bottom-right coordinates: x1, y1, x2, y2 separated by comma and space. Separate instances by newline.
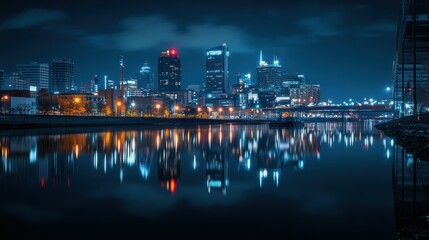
91, 75, 99, 94
139, 62, 155, 91
158, 49, 181, 92
16, 62, 49, 91
256, 51, 282, 92
393, 0, 429, 115
206, 43, 229, 94
50, 59, 74, 93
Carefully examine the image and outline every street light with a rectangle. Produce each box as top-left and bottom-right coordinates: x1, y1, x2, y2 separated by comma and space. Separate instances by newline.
1, 95, 9, 114
155, 104, 161, 117
116, 102, 121, 116
197, 107, 202, 118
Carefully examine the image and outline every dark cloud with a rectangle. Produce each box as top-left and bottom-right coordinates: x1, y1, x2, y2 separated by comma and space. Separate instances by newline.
86, 15, 254, 53
299, 12, 344, 37
0, 9, 65, 31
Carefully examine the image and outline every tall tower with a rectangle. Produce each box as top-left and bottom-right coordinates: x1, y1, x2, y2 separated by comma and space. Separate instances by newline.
120, 55, 124, 98
158, 49, 181, 92
206, 43, 229, 94
139, 62, 155, 91
50, 59, 74, 93
256, 51, 282, 92
16, 62, 49, 91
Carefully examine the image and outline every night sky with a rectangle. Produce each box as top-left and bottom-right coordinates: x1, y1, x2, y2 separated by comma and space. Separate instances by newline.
0, 0, 399, 102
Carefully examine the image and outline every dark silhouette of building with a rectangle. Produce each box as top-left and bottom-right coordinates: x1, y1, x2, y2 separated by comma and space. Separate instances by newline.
393, 0, 429, 115
206, 43, 229, 94
158, 49, 181, 92
50, 59, 74, 93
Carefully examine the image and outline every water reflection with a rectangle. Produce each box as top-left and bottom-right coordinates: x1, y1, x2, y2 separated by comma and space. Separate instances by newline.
392, 144, 429, 237
0, 122, 389, 193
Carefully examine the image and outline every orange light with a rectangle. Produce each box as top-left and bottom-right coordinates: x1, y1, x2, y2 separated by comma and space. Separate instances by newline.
219, 108, 223, 112
117, 102, 121, 106
3, 96, 8, 100
229, 107, 233, 112
170, 179, 176, 193
74, 97, 80, 103
197, 107, 201, 112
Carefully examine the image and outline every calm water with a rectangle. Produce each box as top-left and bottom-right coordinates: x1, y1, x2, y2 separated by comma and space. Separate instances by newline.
0, 122, 399, 238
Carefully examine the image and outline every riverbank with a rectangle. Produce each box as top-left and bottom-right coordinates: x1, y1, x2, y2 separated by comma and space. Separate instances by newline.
375, 113, 429, 161
0, 114, 269, 129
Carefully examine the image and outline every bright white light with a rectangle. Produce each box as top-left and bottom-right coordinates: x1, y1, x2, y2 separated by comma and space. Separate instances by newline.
207, 50, 222, 55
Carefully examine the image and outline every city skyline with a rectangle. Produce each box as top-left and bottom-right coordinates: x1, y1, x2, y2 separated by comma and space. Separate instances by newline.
0, 0, 399, 102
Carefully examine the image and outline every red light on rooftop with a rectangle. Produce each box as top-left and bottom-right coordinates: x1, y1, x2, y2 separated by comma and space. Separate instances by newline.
170, 49, 176, 56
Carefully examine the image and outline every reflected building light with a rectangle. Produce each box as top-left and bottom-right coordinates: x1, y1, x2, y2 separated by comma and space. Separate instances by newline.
259, 169, 268, 188
193, 155, 197, 170
156, 134, 160, 150
29, 145, 37, 164
370, 136, 373, 146
298, 160, 304, 170
140, 164, 149, 180
386, 149, 390, 159
104, 154, 107, 173
317, 151, 320, 160
208, 130, 212, 149
383, 139, 386, 149
120, 169, 123, 183
339, 133, 342, 143
247, 159, 251, 170
391, 139, 394, 147
94, 152, 98, 170
364, 137, 369, 150
273, 171, 279, 187
74, 144, 79, 159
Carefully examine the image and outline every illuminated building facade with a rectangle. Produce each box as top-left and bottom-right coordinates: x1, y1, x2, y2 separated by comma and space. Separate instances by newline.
206, 43, 229, 94
139, 62, 155, 91
256, 51, 282, 92
393, 0, 429, 115
158, 49, 181, 92
16, 62, 49, 92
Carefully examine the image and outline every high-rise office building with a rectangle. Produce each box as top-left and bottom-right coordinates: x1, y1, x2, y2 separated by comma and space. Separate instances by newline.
236, 73, 252, 87
256, 51, 282, 92
16, 62, 49, 92
50, 59, 74, 93
9, 72, 27, 90
139, 63, 155, 91
91, 75, 99, 94
158, 49, 181, 92
206, 43, 229, 94
393, 0, 429, 115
